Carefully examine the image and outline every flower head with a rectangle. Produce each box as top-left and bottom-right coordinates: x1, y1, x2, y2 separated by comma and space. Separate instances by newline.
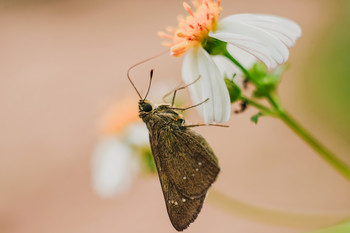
159, 0, 301, 124
159, 0, 222, 57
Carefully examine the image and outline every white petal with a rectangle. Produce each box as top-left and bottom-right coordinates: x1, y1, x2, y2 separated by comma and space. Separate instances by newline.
182, 47, 231, 124
209, 13, 299, 69
224, 14, 302, 47
211, 31, 276, 68
124, 123, 149, 147
211, 55, 244, 89
211, 55, 240, 79
91, 138, 137, 197
182, 48, 205, 119
226, 44, 257, 69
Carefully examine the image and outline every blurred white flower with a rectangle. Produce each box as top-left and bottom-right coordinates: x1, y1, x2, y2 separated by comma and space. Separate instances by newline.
91, 99, 149, 198
159, 0, 301, 124
124, 122, 150, 147
92, 137, 138, 197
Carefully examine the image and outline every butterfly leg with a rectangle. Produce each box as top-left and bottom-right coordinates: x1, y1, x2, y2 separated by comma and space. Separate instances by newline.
162, 83, 182, 104
162, 75, 201, 106
169, 98, 209, 111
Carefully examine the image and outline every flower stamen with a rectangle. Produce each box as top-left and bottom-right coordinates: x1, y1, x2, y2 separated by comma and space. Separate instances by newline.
159, 0, 222, 57
158, 31, 174, 40
166, 26, 175, 34
183, 2, 195, 17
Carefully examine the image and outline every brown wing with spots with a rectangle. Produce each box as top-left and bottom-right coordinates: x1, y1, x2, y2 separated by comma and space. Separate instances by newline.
149, 126, 220, 231
154, 163, 206, 231
155, 127, 220, 198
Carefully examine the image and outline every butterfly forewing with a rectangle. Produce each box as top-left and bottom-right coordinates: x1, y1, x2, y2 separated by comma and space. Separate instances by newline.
155, 128, 220, 198
150, 133, 208, 231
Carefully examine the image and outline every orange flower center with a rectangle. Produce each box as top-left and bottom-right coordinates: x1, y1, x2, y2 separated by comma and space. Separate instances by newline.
159, 0, 222, 57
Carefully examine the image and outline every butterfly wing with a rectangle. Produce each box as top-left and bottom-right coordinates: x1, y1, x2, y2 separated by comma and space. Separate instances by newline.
151, 155, 206, 231
155, 127, 220, 198
149, 126, 220, 231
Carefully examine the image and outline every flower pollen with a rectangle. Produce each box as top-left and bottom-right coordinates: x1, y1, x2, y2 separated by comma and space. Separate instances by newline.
158, 0, 222, 57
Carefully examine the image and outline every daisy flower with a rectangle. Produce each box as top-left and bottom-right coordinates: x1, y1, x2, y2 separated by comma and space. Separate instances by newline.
159, 0, 301, 124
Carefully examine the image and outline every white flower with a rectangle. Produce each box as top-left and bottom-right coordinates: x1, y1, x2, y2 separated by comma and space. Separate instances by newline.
124, 122, 149, 147
159, 0, 301, 124
91, 123, 149, 197
92, 137, 137, 197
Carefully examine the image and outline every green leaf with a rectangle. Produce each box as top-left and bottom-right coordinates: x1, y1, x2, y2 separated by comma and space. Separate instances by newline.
225, 77, 241, 103
304, 220, 350, 233
251, 112, 263, 124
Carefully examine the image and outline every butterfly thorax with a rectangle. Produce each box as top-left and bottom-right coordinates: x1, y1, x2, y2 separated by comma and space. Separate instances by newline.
138, 100, 185, 132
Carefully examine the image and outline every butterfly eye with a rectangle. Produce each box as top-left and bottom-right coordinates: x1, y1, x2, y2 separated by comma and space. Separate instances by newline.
143, 103, 153, 112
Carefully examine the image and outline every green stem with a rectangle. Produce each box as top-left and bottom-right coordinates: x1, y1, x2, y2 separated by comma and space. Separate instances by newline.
278, 110, 350, 181
266, 94, 350, 181
266, 92, 283, 111
223, 47, 350, 181
239, 96, 276, 116
223, 50, 253, 81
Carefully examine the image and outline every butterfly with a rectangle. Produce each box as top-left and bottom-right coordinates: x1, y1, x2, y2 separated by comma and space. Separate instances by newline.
127, 61, 223, 231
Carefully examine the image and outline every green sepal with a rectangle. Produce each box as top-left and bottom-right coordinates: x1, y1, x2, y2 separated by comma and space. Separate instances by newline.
202, 37, 227, 56
251, 112, 263, 124
248, 62, 268, 83
225, 75, 241, 103
249, 63, 287, 98
260, 65, 286, 89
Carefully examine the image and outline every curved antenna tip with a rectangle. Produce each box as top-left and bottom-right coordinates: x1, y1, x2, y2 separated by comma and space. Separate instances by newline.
143, 69, 154, 101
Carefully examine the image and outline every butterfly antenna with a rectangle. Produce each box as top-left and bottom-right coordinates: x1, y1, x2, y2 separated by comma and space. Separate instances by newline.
127, 64, 142, 99
127, 50, 168, 99
143, 69, 153, 101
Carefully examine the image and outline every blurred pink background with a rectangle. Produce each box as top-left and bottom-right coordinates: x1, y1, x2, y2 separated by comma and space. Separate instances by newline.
1, 0, 350, 233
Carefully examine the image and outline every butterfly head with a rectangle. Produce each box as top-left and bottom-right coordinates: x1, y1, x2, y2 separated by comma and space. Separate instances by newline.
139, 99, 153, 113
